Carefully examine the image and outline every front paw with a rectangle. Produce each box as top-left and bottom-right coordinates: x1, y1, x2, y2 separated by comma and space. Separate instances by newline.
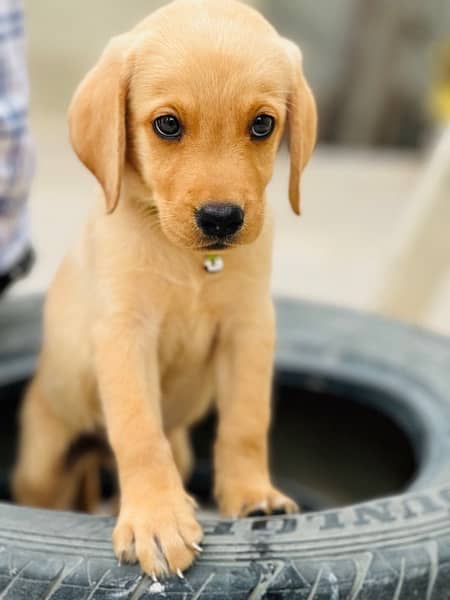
113, 491, 203, 578
217, 483, 299, 518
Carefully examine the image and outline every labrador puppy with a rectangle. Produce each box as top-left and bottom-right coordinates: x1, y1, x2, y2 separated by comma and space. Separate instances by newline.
13, 0, 317, 578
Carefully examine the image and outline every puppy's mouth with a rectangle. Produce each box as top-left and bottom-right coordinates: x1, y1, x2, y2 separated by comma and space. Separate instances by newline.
204, 242, 229, 251
197, 237, 237, 251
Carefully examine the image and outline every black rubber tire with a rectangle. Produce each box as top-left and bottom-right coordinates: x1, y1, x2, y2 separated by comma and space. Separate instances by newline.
2, 295, 450, 599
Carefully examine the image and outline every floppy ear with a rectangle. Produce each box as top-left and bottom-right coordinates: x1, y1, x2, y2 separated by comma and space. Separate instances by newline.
282, 39, 318, 216
68, 35, 131, 214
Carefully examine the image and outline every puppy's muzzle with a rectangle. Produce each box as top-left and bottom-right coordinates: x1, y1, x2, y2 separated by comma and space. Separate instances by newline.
195, 203, 244, 240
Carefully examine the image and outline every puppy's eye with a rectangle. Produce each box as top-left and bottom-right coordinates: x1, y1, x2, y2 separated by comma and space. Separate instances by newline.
153, 114, 182, 140
250, 114, 275, 140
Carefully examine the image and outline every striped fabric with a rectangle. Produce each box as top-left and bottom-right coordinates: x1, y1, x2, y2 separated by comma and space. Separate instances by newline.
0, 0, 33, 273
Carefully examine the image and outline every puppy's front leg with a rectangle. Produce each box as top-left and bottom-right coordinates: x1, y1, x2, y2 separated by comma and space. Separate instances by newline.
94, 316, 202, 577
214, 303, 298, 518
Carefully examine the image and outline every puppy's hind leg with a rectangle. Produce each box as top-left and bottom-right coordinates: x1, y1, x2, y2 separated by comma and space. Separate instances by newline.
13, 377, 84, 510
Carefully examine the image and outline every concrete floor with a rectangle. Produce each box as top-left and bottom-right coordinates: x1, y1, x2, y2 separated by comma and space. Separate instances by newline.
9, 2, 450, 338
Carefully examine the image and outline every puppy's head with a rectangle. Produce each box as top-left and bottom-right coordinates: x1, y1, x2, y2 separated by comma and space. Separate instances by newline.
69, 0, 317, 250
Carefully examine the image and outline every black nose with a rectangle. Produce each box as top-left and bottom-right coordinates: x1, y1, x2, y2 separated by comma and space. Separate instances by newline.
195, 203, 244, 238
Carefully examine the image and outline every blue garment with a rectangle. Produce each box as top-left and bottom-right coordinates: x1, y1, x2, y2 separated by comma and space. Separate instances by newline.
0, 0, 33, 273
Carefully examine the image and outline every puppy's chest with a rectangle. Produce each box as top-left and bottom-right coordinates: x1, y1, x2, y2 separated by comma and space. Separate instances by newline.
158, 295, 219, 373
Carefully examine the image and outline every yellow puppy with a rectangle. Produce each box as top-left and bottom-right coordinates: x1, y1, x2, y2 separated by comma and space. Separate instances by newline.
13, 0, 317, 577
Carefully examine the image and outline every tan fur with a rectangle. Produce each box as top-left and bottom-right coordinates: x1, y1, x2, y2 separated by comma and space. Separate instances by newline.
13, 0, 317, 577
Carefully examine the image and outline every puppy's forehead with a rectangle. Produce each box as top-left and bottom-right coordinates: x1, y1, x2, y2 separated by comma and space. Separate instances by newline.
128, 1, 291, 114
131, 36, 290, 113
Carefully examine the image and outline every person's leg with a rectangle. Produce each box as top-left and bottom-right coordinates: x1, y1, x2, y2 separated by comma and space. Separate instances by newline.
0, 0, 34, 294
